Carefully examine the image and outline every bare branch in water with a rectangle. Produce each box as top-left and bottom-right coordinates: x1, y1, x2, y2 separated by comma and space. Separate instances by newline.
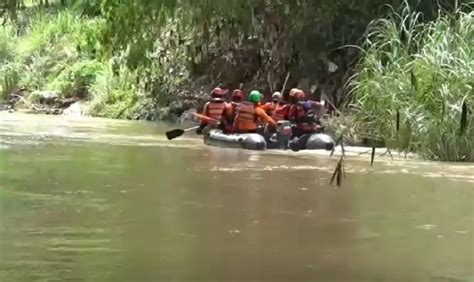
371, 147, 375, 166
330, 156, 344, 187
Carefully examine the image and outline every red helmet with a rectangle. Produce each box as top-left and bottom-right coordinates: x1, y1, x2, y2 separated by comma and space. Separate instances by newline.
289, 88, 300, 98
294, 89, 306, 101
211, 87, 225, 98
232, 89, 244, 100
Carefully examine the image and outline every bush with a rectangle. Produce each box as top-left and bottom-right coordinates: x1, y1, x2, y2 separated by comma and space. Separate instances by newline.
47, 59, 105, 98
88, 60, 141, 118
7, 10, 105, 100
350, 3, 473, 161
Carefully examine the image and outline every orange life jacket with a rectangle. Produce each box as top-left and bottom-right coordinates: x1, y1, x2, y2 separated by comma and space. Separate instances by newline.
224, 102, 240, 132
205, 100, 226, 120
235, 101, 257, 122
230, 101, 240, 116
271, 103, 289, 121
233, 101, 260, 132
263, 102, 276, 115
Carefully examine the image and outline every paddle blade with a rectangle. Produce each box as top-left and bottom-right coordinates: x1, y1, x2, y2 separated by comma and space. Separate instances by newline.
166, 129, 185, 140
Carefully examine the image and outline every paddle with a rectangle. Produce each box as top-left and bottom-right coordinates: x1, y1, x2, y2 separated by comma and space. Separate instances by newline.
166, 113, 221, 140
192, 112, 220, 124
166, 126, 200, 140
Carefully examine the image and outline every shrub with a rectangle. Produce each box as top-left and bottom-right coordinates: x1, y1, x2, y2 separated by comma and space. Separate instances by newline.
350, 2, 473, 161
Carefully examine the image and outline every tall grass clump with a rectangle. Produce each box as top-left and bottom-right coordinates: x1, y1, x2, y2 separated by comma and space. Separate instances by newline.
350, 2, 473, 161
0, 26, 20, 99
88, 60, 142, 118
4, 9, 105, 101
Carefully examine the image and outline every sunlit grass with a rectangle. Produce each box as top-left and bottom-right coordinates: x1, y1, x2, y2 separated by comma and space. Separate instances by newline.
350, 1, 473, 161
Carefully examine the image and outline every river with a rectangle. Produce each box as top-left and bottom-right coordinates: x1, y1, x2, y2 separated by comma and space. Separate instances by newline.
0, 113, 473, 282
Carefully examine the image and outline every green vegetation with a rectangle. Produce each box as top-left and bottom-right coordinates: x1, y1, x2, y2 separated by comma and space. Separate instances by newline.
0, 0, 472, 161
350, 3, 473, 161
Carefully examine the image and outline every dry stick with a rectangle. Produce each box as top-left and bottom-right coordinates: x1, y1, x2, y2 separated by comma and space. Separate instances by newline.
340, 137, 346, 157
357, 138, 393, 160
370, 147, 376, 166
380, 149, 394, 159
396, 110, 400, 132
10, 94, 45, 111
342, 160, 346, 178
330, 134, 344, 158
267, 72, 274, 93
329, 133, 346, 187
280, 71, 291, 95
321, 95, 343, 115
329, 156, 344, 187
460, 101, 467, 135
336, 161, 342, 186
330, 156, 342, 186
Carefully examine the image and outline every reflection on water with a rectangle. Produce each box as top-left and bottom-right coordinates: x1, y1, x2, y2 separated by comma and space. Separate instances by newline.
0, 113, 473, 281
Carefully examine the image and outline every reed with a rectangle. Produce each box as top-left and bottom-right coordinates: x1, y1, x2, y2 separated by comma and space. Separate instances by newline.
349, 1, 473, 161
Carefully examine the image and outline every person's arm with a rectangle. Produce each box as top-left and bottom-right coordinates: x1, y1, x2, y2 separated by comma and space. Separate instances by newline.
310, 100, 325, 116
196, 103, 209, 134
261, 103, 272, 114
288, 105, 297, 122
282, 104, 290, 120
256, 107, 277, 127
200, 103, 209, 126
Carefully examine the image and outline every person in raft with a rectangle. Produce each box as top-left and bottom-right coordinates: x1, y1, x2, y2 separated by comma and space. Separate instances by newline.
224, 89, 245, 133
288, 88, 325, 137
232, 90, 277, 134
262, 91, 291, 122
196, 87, 228, 134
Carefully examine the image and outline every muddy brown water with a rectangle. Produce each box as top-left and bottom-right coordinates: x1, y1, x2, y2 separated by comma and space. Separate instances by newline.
0, 113, 473, 282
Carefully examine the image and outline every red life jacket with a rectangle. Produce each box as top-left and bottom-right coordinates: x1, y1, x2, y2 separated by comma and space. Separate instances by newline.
294, 103, 315, 132
205, 100, 226, 120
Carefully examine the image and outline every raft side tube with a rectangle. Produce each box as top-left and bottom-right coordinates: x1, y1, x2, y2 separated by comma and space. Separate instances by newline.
305, 133, 335, 150
204, 130, 267, 151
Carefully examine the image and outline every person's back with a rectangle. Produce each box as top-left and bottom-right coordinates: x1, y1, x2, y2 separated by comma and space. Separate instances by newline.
268, 91, 289, 122
233, 90, 276, 133
197, 87, 227, 134
224, 89, 245, 133
261, 92, 279, 115
204, 100, 227, 120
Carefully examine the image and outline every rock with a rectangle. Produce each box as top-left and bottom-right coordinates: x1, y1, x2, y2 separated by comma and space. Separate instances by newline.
30, 90, 59, 105
63, 101, 87, 117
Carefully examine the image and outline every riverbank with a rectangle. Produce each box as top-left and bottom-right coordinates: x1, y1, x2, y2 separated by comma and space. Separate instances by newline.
0, 2, 472, 161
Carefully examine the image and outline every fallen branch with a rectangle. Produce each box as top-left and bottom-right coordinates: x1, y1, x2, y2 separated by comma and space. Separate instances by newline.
10, 94, 46, 111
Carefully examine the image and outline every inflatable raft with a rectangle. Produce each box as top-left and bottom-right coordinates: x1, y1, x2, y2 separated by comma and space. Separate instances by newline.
203, 130, 267, 150
203, 128, 335, 151
288, 132, 335, 151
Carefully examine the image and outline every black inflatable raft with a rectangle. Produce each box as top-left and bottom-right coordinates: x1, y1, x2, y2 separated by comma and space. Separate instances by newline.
203, 130, 267, 150
288, 132, 335, 151
203, 129, 335, 151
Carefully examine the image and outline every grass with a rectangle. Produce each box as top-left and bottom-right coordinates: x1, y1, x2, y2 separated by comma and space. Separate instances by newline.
349, 1, 473, 161
0, 9, 144, 117
0, 7, 191, 119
